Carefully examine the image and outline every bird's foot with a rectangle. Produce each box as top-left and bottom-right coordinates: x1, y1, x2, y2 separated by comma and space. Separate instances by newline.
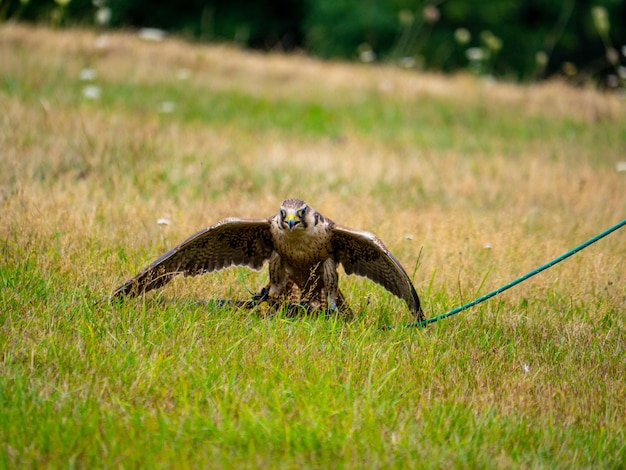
241, 286, 270, 309
252, 286, 270, 302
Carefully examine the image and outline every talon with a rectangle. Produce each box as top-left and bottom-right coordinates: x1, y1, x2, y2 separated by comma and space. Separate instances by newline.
253, 287, 270, 302
241, 287, 271, 309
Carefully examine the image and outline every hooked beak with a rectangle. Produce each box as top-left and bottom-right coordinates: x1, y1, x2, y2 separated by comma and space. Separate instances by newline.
285, 214, 297, 231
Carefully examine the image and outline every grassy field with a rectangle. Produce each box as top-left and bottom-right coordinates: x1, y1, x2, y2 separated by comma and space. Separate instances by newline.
1, 23, 625, 468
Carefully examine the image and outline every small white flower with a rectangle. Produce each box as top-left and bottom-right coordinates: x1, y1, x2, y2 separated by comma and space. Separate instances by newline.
466, 47, 485, 62
535, 51, 548, 66
454, 28, 471, 45
360, 50, 375, 63
94, 34, 109, 49
591, 6, 609, 36
607, 75, 619, 88
138, 28, 166, 42
157, 218, 171, 226
481, 30, 502, 52
484, 243, 492, 249
358, 44, 375, 63
399, 56, 416, 69
422, 5, 440, 24
378, 80, 394, 92
82, 85, 101, 100
398, 9, 414, 27
523, 363, 530, 373
95, 7, 111, 26
157, 101, 176, 114
176, 68, 191, 81
79, 68, 97, 81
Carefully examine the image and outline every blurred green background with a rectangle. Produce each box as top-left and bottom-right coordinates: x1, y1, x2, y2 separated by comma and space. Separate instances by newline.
3, 0, 625, 84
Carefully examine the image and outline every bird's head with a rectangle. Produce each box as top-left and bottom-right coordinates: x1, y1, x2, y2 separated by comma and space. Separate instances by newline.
279, 198, 310, 232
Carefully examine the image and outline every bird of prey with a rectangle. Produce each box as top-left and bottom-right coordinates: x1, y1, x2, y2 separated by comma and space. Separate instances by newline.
113, 198, 424, 320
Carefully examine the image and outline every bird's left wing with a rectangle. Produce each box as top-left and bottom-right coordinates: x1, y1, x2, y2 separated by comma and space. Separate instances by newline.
112, 218, 274, 297
331, 226, 424, 319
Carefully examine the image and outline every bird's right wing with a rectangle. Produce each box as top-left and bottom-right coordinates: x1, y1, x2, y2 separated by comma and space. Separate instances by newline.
112, 218, 274, 297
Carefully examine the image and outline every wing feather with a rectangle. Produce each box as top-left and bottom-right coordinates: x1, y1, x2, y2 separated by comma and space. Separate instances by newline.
113, 218, 273, 297
331, 225, 423, 319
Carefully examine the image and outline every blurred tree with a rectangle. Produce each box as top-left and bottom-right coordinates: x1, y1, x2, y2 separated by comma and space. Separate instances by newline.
2, 0, 624, 84
303, 0, 398, 59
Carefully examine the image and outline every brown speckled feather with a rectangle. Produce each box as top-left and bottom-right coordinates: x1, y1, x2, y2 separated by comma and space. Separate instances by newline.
330, 226, 422, 318
113, 218, 273, 297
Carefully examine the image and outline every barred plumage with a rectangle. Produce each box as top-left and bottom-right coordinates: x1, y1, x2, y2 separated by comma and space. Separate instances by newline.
113, 198, 424, 320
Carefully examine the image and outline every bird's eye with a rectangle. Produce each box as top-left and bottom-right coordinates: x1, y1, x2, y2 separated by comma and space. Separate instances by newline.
297, 208, 306, 219
280, 209, 286, 219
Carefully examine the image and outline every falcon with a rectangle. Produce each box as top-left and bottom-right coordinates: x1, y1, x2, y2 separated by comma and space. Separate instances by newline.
112, 198, 424, 320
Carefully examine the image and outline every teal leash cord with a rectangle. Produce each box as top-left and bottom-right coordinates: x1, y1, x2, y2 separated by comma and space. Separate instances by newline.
406, 218, 626, 329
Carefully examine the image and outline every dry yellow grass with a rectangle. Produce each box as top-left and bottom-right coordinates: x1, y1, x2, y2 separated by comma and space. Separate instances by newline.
2, 24, 624, 307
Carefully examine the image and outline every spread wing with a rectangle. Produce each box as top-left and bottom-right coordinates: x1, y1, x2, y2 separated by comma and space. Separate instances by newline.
112, 218, 274, 297
331, 226, 423, 319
